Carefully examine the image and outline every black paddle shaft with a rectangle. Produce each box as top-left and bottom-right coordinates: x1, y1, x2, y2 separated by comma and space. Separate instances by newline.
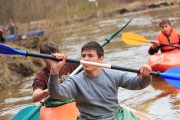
26, 52, 80, 63
101, 40, 109, 47
150, 41, 180, 48
26, 52, 160, 77
111, 65, 160, 77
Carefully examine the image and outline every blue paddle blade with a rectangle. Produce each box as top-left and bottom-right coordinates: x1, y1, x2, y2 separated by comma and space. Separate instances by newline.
11, 106, 40, 120
161, 67, 180, 88
0, 44, 26, 55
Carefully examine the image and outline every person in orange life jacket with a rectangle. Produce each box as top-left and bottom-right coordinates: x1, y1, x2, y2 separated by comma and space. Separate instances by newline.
148, 19, 180, 55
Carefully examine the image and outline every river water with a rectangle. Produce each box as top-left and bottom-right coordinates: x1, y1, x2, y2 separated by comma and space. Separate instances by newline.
0, 6, 180, 120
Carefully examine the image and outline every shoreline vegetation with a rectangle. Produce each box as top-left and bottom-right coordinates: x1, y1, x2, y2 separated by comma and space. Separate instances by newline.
0, 0, 177, 89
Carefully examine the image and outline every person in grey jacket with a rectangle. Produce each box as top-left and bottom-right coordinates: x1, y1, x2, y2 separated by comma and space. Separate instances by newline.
48, 41, 152, 120
6, 19, 19, 35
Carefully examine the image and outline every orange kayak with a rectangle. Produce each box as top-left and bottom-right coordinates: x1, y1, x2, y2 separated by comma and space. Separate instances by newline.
148, 49, 180, 72
39, 102, 150, 120
39, 102, 79, 120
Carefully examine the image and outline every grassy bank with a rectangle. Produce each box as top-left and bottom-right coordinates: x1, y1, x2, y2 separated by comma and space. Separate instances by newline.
0, 42, 44, 90
0, 0, 176, 42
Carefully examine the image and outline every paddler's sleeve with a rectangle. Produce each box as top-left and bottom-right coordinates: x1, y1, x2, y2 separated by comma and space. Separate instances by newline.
116, 71, 152, 90
148, 35, 160, 55
48, 74, 61, 99
48, 74, 77, 100
148, 46, 160, 55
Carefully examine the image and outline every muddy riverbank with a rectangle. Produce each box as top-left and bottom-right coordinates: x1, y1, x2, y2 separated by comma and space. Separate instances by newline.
0, 37, 45, 89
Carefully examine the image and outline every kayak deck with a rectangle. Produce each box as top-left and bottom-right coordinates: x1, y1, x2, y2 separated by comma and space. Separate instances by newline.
148, 50, 180, 72
39, 102, 150, 120
39, 102, 79, 120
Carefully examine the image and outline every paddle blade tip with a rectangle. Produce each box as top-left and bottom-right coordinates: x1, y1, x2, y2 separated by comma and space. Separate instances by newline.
163, 66, 180, 89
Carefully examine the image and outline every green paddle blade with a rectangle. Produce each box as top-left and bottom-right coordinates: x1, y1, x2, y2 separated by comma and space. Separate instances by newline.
11, 106, 40, 120
106, 15, 135, 42
122, 32, 150, 45
11, 96, 49, 120
101, 15, 135, 47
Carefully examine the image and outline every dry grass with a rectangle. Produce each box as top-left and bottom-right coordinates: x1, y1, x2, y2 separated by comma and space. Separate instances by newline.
0, 64, 12, 89
0, 43, 44, 89
0, 0, 176, 43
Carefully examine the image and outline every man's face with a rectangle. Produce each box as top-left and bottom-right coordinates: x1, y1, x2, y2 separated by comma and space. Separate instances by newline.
160, 23, 172, 35
81, 49, 103, 72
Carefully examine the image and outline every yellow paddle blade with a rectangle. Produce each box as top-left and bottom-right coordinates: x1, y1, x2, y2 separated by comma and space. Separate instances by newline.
122, 32, 151, 45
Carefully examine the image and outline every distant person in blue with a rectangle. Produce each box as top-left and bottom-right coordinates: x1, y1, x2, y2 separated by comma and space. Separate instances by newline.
6, 19, 19, 35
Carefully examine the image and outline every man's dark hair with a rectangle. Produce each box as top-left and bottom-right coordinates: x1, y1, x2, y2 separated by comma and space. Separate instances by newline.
40, 41, 59, 54
81, 41, 104, 58
159, 19, 171, 27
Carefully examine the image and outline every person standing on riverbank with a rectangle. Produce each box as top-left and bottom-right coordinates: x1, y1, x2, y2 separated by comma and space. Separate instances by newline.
6, 19, 19, 35
148, 19, 180, 55
32, 41, 80, 105
48, 41, 152, 120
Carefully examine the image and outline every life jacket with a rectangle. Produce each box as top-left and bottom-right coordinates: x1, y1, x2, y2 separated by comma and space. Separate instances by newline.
158, 29, 179, 52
